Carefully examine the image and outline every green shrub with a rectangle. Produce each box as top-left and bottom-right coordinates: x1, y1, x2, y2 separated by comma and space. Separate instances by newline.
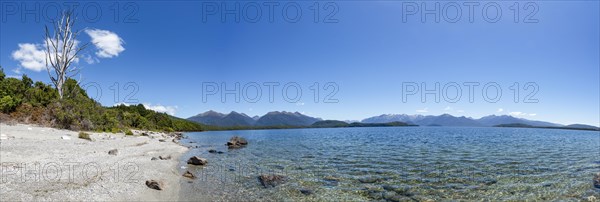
0, 95, 19, 113
78, 132, 92, 141
0, 75, 205, 132
125, 130, 134, 136
164, 127, 175, 133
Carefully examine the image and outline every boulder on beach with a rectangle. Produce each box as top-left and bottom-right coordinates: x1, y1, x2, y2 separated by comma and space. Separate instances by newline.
183, 171, 196, 179
145, 180, 163, 190
226, 136, 248, 148
187, 156, 208, 165
108, 149, 118, 155
258, 174, 286, 188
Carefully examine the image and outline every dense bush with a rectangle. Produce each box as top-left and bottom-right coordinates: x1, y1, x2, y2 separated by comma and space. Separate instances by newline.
0, 95, 19, 113
0, 67, 204, 132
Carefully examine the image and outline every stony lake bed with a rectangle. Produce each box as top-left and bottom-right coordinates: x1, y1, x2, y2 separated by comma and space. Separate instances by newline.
177, 127, 600, 201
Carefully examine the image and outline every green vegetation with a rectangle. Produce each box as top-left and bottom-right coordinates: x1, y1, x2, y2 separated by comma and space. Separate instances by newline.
125, 130, 134, 136
78, 132, 92, 141
0, 67, 204, 132
311, 120, 349, 128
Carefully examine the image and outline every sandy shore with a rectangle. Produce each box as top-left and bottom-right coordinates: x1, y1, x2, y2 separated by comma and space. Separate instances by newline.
0, 123, 188, 201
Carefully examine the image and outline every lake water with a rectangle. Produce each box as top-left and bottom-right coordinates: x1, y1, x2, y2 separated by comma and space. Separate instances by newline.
178, 127, 600, 201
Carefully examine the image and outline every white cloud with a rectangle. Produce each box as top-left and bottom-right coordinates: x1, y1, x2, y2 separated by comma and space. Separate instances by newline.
457, 110, 465, 113
444, 106, 452, 111
82, 54, 99, 64
296, 102, 305, 106
12, 38, 82, 72
497, 108, 504, 113
85, 29, 125, 58
416, 107, 428, 113
509, 111, 525, 116
143, 103, 178, 116
11, 43, 47, 71
508, 111, 537, 117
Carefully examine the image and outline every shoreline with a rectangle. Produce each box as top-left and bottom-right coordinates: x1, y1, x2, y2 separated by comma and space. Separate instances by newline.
0, 123, 188, 201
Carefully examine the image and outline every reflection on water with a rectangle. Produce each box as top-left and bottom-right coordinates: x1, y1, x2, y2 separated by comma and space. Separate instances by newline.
178, 127, 600, 201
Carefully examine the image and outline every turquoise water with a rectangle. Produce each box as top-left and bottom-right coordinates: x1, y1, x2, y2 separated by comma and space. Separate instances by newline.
178, 127, 600, 201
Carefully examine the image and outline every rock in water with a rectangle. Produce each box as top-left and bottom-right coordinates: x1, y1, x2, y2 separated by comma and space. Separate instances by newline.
258, 174, 286, 188
299, 189, 314, 195
159, 155, 171, 160
226, 136, 248, 148
208, 149, 217, 153
151, 157, 158, 161
108, 149, 118, 155
594, 172, 600, 189
146, 180, 163, 190
358, 176, 383, 183
183, 171, 196, 179
187, 156, 208, 165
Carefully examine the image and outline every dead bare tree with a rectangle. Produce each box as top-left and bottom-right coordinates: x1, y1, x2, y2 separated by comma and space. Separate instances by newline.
45, 11, 88, 99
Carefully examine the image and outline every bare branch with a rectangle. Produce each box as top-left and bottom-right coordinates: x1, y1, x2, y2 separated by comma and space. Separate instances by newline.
44, 10, 87, 99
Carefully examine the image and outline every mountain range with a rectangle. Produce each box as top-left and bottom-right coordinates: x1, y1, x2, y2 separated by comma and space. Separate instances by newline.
187, 111, 321, 127
188, 111, 597, 130
362, 114, 563, 127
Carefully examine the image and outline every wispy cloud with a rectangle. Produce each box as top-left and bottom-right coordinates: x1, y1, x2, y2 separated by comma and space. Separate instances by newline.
416, 107, 428, 113
497, 108, 504, 113
509, 111, 536, 117
444, 106, 452, 111
85, 29, 125, 58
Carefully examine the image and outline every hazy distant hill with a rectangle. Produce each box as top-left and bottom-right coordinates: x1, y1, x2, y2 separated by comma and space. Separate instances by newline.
361, 114, 424, 125
312, 120, 416, 128
565, 124, 600, 130
362, 113, 564, 127
255, 111, 321, 126
362, 113, 480, 126
477, 115, 562, 127
418, 114, 483, 127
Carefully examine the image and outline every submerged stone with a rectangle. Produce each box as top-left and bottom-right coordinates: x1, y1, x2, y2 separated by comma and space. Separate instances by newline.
258, 174, 286, 188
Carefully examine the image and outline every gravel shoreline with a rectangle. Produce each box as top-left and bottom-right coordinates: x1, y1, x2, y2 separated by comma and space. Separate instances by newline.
0, 123, 188, 201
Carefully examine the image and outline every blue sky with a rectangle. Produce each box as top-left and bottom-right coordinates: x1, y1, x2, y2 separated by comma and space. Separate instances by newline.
1, 1, 599, 126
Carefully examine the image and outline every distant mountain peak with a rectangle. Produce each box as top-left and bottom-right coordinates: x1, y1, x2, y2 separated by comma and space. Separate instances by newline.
188, 110, 321, 127
198, 110, 225, 117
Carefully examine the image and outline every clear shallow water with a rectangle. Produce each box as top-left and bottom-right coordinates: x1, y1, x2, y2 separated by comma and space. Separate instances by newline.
178, 127, 600, 201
